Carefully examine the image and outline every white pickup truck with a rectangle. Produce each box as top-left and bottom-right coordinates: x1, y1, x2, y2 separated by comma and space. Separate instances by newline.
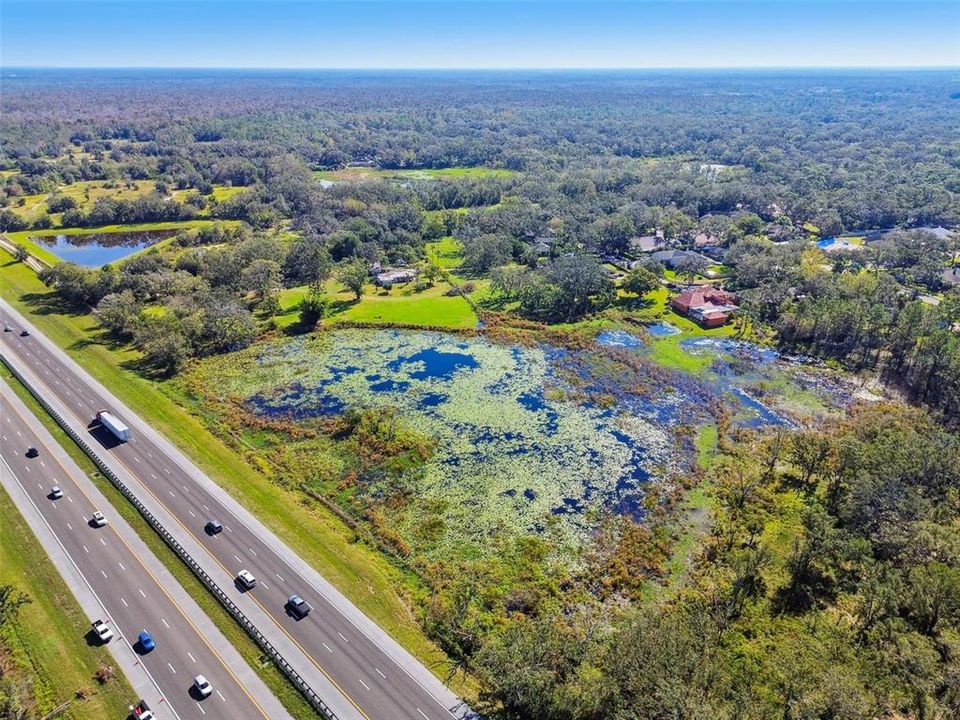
91, 619, 113, 643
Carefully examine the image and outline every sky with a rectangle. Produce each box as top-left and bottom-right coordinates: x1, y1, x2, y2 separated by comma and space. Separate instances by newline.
1, 1, 958, 70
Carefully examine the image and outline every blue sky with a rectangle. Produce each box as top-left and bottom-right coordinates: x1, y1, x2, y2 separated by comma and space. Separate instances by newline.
2, 1, 958, 69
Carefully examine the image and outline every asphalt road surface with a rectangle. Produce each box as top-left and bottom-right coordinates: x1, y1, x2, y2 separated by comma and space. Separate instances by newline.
0, 299, 471, 720
0, 380, 291, 720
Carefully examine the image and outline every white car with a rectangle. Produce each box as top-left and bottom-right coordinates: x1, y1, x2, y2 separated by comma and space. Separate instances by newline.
50, 486, 63, 500
236, 569, 256, 589
193, 674, 213, 698
91, 619, 113, 643
92, 511, 107, 527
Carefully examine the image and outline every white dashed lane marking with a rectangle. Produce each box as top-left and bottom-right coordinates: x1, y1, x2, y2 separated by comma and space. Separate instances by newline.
358, 678, 370, 691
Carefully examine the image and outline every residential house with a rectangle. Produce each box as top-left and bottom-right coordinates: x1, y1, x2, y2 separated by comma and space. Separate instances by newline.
671, 287, 739, 328
651, 249, 717, 270
628, 233, 664, 253
375, 267, 418, 287
693, 232, 720, 248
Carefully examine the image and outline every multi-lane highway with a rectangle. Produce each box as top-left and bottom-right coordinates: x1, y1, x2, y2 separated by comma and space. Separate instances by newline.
0, 379, 291, 720
0, 298, 471, 720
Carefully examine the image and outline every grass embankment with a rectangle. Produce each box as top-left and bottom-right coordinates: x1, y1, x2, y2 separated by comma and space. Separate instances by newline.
0, 475, 134, 719
0, 250, 477, 702
1, 369, 316, 719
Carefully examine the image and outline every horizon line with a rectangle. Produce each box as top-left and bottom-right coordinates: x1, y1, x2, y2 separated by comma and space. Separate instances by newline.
3, 64, 959, 72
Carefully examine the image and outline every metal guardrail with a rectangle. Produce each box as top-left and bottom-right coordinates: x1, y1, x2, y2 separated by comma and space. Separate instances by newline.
2, 353, 339, 720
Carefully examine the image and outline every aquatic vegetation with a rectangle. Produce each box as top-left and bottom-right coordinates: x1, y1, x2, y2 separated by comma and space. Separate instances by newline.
184, 328, 708, 555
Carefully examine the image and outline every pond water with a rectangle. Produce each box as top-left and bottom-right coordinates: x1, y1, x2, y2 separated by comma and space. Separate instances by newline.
647, 321, 681, 337
237, 330, 700, 542
596, 329, 645, 348
31, 229, 177, 266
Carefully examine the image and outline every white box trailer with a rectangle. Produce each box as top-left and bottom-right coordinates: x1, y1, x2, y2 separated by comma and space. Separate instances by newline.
96, 410, 131, 442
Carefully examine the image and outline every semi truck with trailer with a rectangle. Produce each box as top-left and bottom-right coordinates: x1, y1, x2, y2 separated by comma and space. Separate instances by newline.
96, 410, 131, 442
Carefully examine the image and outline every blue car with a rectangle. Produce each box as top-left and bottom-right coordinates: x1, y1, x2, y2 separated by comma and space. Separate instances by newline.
138, 630, 155, 653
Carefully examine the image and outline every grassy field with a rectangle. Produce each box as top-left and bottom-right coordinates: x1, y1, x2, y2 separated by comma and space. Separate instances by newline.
276, 275, 478, 330
0, 249, 477, 702
0, 476, 135, 719
425, 236, 464, 269
315, 166, 516, 182
4, 180, 247, 226
338, 283, 477, 328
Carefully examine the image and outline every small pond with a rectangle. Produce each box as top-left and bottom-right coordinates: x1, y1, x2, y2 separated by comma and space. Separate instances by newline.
30, 229, 177, 266
647, 321, 681, 337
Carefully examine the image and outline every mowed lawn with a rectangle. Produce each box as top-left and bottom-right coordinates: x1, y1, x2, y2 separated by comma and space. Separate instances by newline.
0, 480, 134, 718
276, 277, 477, 329
339, 285, 476, 327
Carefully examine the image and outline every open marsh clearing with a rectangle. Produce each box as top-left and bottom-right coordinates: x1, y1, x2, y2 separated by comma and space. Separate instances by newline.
184, 328, 712, 552
181, 326, 865, 557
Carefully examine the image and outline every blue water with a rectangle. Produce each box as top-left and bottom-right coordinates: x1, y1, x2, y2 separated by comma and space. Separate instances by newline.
728, 387, 794, 428
418, 392, 447, 408
647, 322, 681, 337
386, 348, 479, 380
370, 378, 410, 393
596, 330, 645, 349
679, 337, 779, 365
32, 230, 176, 267
248, 382, 347, 418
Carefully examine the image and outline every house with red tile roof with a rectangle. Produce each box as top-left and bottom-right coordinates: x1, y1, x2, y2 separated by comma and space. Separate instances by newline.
670, 287, 739, 328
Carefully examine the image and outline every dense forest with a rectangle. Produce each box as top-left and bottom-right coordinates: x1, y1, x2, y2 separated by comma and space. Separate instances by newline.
2, 69, 960, 719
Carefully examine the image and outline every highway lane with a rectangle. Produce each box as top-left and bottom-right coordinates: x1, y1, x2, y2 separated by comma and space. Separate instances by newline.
0, 381, 291, 720
0, 300, 471, 720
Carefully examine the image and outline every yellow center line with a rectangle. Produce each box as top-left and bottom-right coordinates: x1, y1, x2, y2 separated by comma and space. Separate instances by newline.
1, 385, 275, 720
7, 360, 371, 720
108, 449, 373, 720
